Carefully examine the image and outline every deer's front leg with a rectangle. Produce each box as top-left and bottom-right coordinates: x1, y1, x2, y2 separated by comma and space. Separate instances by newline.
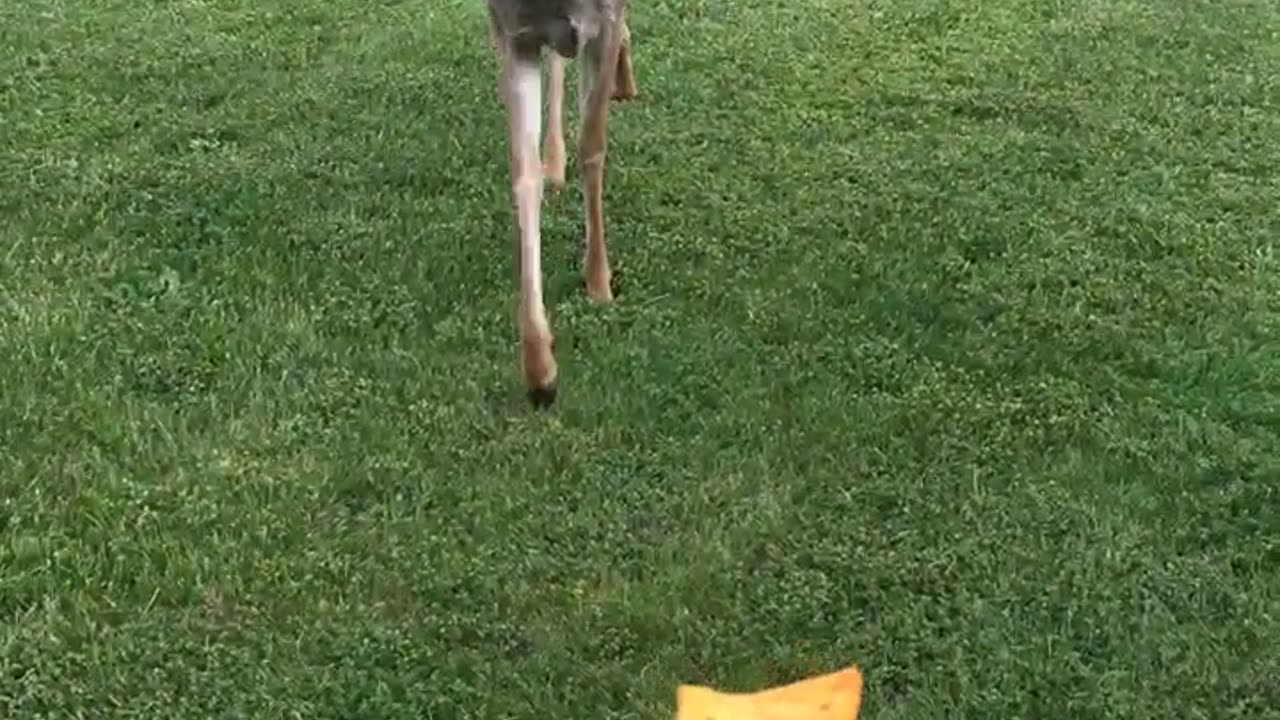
501, 52, 557, 406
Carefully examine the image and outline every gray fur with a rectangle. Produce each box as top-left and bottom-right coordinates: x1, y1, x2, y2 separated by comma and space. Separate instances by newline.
486, 0, 619, 59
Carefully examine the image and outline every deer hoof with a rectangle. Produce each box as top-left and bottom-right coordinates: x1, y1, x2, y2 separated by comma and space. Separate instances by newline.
527, 382, 558, 409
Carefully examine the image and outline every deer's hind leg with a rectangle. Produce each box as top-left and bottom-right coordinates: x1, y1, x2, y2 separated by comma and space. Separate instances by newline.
578, 24, 625, 303
543, 53, 568, 189
611, 20, 637, 101
545, 20, 629, 193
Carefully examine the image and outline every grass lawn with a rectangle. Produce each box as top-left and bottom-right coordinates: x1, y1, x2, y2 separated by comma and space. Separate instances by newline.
3, 0, 1280, 717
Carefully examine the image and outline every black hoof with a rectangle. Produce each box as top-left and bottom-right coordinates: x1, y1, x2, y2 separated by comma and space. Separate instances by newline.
527, 383, 558, 409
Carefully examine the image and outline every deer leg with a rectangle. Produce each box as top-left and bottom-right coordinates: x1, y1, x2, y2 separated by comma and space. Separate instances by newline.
611, 20, 637, 101
543, 52, 567, 189
499, 48, 557, 406
578, 29, 623, 303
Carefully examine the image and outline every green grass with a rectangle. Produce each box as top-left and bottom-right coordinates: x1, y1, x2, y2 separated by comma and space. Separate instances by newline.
2, 0, 1279, 717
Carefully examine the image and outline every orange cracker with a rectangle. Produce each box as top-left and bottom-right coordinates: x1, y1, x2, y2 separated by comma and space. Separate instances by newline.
676, 665, 863, 720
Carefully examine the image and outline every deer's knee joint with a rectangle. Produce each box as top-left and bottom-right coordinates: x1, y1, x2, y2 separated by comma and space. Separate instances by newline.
513, 171, 543, 195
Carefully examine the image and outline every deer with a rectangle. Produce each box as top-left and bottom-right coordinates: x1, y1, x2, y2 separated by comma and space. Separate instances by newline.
485, 0, 637, 407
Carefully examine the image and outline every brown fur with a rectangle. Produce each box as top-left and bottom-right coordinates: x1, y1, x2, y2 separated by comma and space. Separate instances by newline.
486, 0, 637, 405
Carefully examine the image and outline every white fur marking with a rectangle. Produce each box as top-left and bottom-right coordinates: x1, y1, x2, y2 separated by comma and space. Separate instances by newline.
510, 60, 545, 322
512, 61, 541, 147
